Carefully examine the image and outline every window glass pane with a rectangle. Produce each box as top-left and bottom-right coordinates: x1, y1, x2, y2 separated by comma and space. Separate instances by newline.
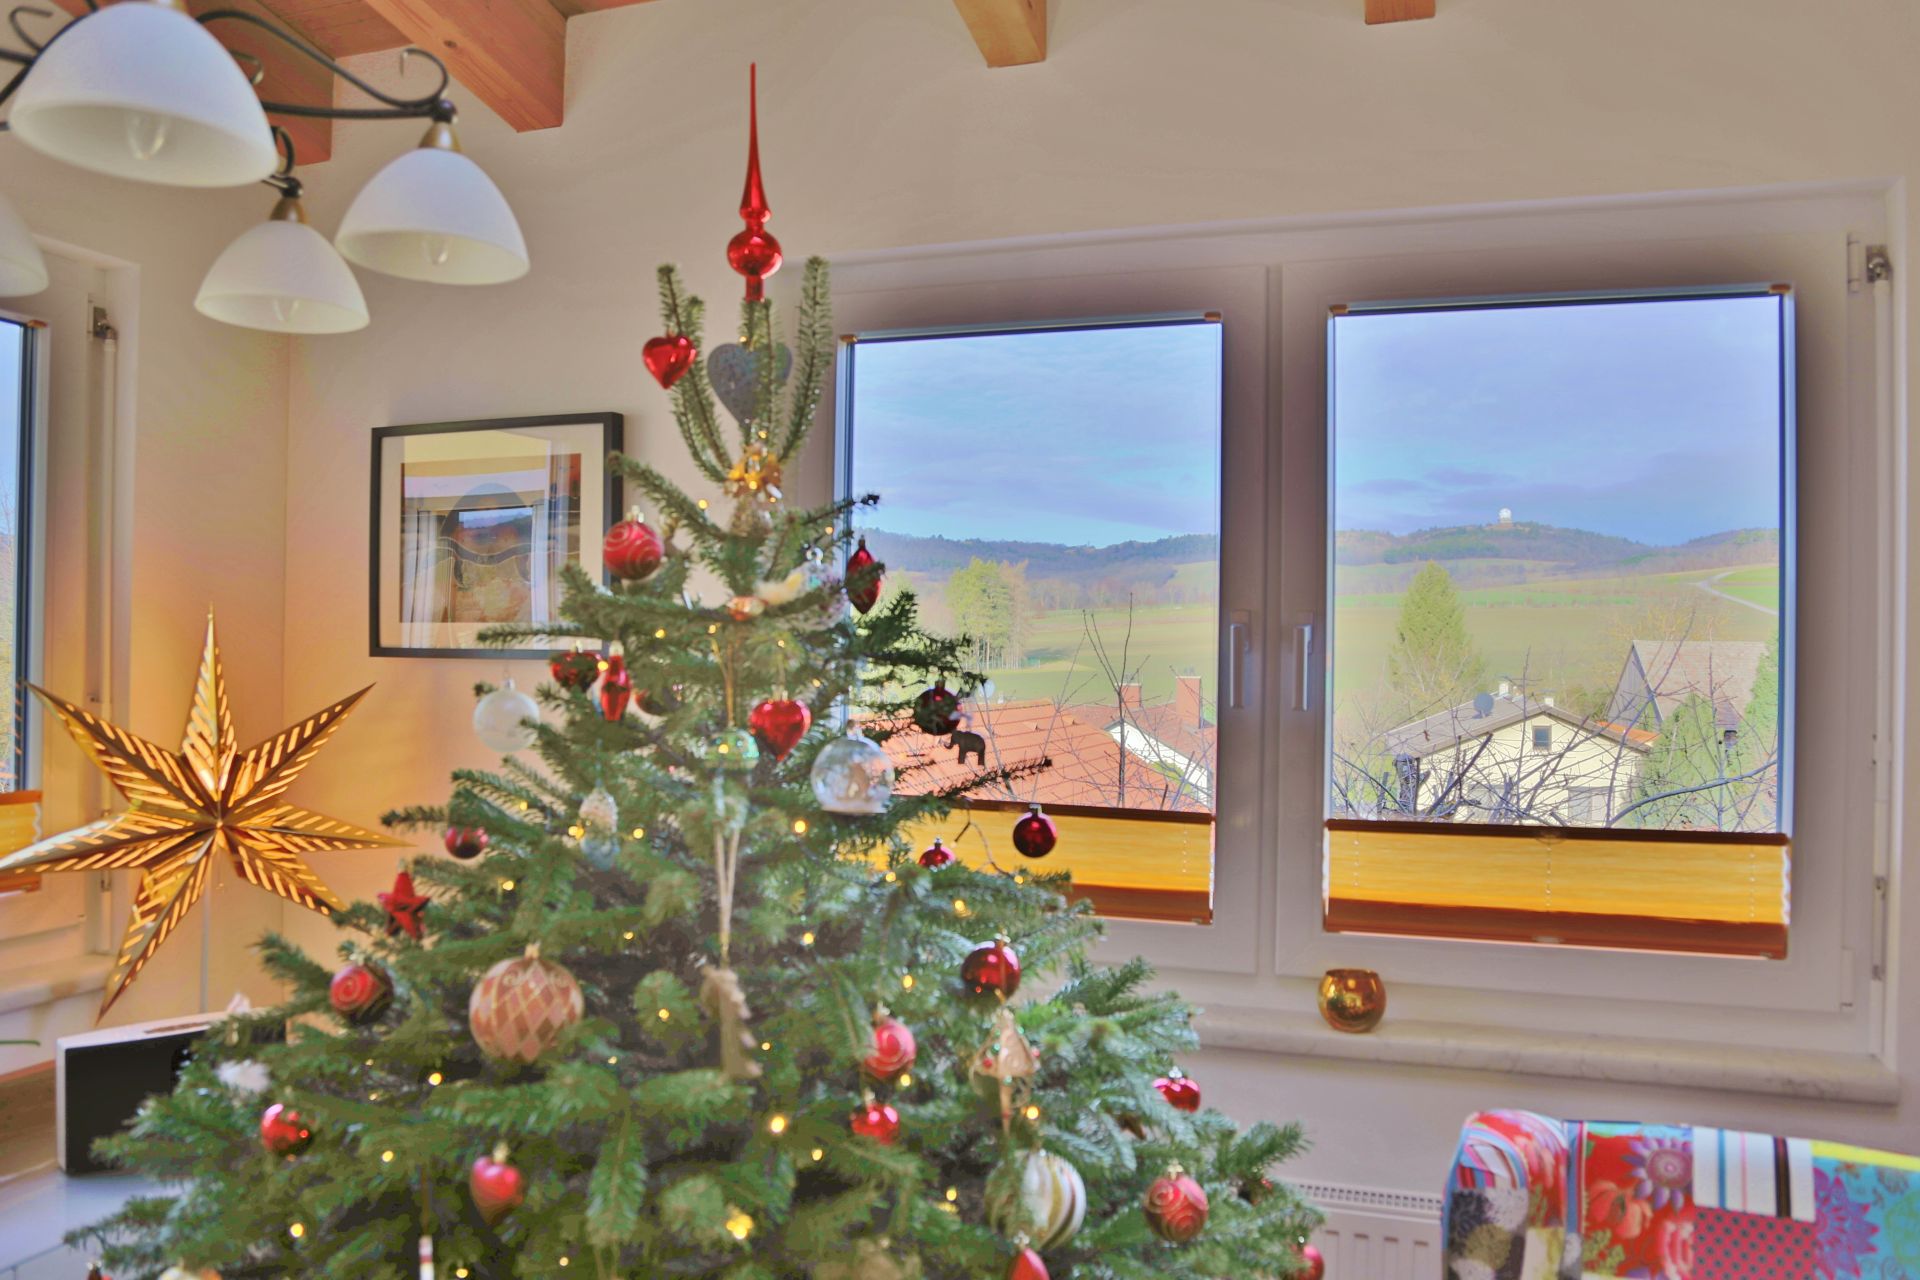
846, 320, 1222, 921
0, 319, 25, 792
1324, 291, 1791, 955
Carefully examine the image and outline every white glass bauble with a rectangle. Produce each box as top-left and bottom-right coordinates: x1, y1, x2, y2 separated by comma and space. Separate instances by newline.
578, 786, 619, 868
808, 730, 894, 816
473, 677, 540, 753
803, 548, 849, 626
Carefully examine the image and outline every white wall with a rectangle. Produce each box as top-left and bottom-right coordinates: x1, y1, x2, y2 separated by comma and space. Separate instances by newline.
283, 0, 1920, 1196
0, 137, 294, 1068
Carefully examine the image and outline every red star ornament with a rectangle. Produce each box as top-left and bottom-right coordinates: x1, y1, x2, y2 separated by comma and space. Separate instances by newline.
379, 869, 429, 940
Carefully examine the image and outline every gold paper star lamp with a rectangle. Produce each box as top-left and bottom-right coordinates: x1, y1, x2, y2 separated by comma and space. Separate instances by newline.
0, 612, 403, 1016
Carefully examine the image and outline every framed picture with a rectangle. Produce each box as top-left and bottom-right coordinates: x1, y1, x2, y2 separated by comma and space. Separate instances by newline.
369, 413, 623, 658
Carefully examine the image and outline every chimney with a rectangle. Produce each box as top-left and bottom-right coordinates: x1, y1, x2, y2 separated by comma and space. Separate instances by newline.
1542, 695, 1555, 708
1497, 680, 1511, 698
1175, 676, 1204, 727
1118, 682, 1143, 709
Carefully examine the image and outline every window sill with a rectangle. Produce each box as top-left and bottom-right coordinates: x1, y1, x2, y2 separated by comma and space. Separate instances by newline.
1194, 1006, 1900, 1105
0, 954, 110, 1016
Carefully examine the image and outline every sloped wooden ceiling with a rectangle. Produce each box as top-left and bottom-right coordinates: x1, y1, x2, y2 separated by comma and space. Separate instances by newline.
42, 0, 1434, 162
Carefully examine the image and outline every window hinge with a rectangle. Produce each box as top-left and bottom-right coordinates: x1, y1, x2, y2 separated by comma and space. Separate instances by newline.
1850, 241, 1891, 293
1871, 873, 1890, 981
89, 305, 117, 341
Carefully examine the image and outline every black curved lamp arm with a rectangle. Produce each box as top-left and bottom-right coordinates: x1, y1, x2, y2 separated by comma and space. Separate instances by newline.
196, 8, 452, 119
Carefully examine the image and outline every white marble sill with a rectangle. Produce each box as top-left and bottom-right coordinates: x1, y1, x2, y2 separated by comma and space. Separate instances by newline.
1194, 1006, 1901, 1105
0, 956, 111, 1017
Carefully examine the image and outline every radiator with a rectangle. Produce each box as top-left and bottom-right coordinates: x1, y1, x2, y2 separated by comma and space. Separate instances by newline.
1296, 1179, 1445, 1279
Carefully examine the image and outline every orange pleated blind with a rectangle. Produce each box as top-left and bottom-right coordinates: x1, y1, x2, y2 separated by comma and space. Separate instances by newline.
0, 790, 44, 894
886, 800, 1214, 924
1323, 819, 1790, 958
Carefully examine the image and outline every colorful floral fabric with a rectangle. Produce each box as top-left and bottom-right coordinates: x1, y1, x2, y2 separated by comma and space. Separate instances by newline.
1448, 1117, 1920, 1280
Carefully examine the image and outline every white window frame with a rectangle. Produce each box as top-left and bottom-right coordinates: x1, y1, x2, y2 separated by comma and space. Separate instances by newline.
823, 180, 1897, 1061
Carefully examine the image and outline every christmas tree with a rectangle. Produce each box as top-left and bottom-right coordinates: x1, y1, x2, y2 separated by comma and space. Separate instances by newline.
75, 91, 1318, 1280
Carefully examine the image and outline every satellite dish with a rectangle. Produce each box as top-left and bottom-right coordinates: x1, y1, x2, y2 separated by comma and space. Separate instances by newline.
1472, 692, 1496, 718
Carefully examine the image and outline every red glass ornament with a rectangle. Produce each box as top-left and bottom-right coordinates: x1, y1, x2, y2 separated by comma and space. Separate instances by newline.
726, 64, 782, 302
1012, 804, 1057, 859
1007, 1248, 1049, 1280
259, 1102, 312, 1157
1296, 1243, 1326, 1280
1143, 1170, 1209, 1243
912, 680, 962, 735
643, 333, 697, 389
918, 837, 955, 870
1153, 1071, 1201, 1113
379, 869, 429, 940
849, 1099, 901, 1145
549, 647, 600, 691
85, 1267, 111, 1280
328, 963, 390, 1023
599, 647, 633, 722
604, 511, 664, 580
961, 938, 1021, 999
845, 537, 882, 615
862, 1015, 917, 1081
469, 1146, 526, 1225
748, 697, 811, 760
443, 826, 488, 860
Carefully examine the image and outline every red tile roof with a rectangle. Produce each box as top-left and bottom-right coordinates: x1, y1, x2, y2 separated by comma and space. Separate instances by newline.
864, 698, 1211, 814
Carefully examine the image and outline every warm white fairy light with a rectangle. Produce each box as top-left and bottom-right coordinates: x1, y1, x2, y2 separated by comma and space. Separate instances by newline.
898, 1072, 913, 1087
427, 1072, 443, 1086
801, 931, 816, 946
631, 826, 646, 839
289, 1223, 306, 1239
381, 1150, 394, 1163
792, 818, 809, 834
767, 1113, 789, 1135
500, 879, 516, 891
810, 1147, 825, 1162
1023, 1104, 1041, 1121
623, 930, 636, 941
901, 973, 915, 991
657, 1007, 672, 1021
883, 871, 897, 884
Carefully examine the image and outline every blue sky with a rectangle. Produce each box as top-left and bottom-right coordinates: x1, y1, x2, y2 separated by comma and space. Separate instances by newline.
848, 322, 1221, 545
1333, 294, 1785, 545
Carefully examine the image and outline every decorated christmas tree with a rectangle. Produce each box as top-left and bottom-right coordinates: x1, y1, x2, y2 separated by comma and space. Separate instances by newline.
74, 74, 1319, 1280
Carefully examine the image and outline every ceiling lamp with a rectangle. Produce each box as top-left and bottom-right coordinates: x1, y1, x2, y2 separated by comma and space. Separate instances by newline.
8, 0, 276, 188
196, 185, 368, 334
0, 9, 529, 331
335, 115, 529, 286
0, 193, 49, 297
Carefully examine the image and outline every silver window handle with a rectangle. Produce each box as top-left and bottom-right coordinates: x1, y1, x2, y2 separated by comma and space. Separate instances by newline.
1227, 613, 1251, 709
1294, 620, 1315, 712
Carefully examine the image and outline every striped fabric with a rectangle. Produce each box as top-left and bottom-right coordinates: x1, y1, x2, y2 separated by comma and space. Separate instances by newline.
1692, 1127, 1814, 1222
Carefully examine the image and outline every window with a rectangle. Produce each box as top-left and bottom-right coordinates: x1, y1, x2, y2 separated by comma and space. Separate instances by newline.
1, 315, 36, 791
842, 319, 1222, 923
1324, 289, 1792, 957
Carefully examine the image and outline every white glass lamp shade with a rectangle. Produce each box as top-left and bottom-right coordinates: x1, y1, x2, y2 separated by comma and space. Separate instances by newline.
336, 141, 528, 285
0, 193, 49, 297
196, 215, 369, 334
10, 0, 277, 188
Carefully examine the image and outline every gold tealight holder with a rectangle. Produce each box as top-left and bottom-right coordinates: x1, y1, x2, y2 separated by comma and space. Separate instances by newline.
1318, 968, 1386, 1033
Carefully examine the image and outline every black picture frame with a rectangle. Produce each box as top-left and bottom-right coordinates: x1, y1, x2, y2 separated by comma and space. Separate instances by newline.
369, 412, 623, 659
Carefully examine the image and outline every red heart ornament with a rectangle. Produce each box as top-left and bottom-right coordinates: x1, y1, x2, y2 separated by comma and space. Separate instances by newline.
748, 697, 811, 760
642, 333, 697, 389
469, 1148, 525, 1224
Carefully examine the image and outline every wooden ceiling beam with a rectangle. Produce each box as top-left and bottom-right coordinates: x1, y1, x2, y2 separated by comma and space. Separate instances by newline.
358, 0, 565, 131
251, 0, 405, 57
46, 0, 334, 163
952, 0, 1047, 67
1365, 0, 1436, 23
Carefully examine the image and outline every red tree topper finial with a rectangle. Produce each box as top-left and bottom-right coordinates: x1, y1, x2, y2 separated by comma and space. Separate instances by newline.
726, 63, 783, 301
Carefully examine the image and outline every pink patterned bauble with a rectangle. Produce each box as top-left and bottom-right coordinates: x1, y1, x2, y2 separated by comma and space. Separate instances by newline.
468, 946, 585, 1063
862, 1016, 917, 1081
1143, 1169, 1209, 1243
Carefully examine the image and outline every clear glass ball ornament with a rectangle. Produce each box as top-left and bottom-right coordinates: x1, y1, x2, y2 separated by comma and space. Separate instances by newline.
473, 677, 540, 753
578, 785, 619, 868
808, 729, 894, 816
